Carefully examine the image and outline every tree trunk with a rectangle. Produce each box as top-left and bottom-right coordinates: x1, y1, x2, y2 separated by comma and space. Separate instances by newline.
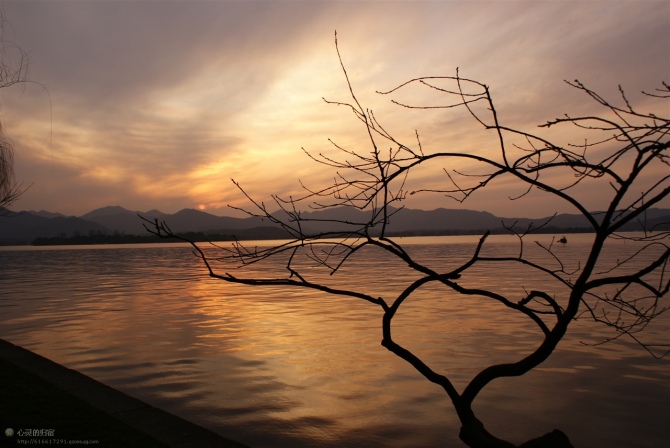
518, 430, 574, 448
459, 419, 517, 448
459, 419, 574, 448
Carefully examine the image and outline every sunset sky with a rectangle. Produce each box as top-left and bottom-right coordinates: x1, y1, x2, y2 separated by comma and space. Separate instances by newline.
1, 0, 668, 218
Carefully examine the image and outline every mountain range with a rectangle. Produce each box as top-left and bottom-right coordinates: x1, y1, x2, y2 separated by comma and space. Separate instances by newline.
0, 205, 668, 245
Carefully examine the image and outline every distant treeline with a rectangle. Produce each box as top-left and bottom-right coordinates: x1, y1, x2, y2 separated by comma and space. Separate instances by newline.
28, 226, 598, 246
386, 227, 596, 237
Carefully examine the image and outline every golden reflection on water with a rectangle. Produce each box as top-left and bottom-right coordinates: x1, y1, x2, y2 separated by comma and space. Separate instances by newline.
0, 235, 668, 447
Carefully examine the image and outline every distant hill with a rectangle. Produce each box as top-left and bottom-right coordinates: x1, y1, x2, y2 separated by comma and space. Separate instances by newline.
25, 210, 68, 219
0, 211, 107, 245
80, 206, 268, 235
80, 206, 168, 235
269, 206, 670, 236
0, 205, 667, 245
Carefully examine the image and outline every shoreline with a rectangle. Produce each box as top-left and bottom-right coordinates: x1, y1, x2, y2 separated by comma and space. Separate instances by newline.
0, 338, 248, 448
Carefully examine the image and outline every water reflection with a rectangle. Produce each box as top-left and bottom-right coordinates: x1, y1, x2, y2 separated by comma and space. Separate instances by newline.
0, 235, 668, 447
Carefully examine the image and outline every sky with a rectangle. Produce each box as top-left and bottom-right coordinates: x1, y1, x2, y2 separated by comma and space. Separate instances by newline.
0, 0, 668, 218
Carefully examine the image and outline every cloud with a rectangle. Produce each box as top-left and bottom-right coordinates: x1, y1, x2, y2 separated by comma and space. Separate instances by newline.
2, 0, 668, 217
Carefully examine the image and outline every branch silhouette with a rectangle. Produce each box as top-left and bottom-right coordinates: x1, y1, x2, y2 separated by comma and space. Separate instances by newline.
0, 6, 30, 211
142, 35, 668, 448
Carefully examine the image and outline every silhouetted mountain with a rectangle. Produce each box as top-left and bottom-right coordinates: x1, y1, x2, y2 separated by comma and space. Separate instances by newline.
0, 211, 107, 245
645, 213, 670, 231
391, 208, 502, 234
167, 208, 266, 233
81, 206, 167, 235
0, 205, 667, 245
269, 207, 598, 235
27, 210, 68, 219
144, 209, 168, 218
80, 205, 131, 219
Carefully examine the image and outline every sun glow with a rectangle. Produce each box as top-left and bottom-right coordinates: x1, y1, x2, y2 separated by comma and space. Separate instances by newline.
4, 0, 667, 217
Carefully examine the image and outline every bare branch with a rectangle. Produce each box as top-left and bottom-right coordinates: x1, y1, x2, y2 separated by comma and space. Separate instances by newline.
146, 38, 668, 447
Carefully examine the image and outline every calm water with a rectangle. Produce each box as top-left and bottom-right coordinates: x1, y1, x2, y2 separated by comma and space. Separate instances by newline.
1, 234, 668, 447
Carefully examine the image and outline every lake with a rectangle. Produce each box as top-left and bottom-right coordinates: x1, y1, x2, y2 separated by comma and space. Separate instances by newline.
1, 234, 668, 447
